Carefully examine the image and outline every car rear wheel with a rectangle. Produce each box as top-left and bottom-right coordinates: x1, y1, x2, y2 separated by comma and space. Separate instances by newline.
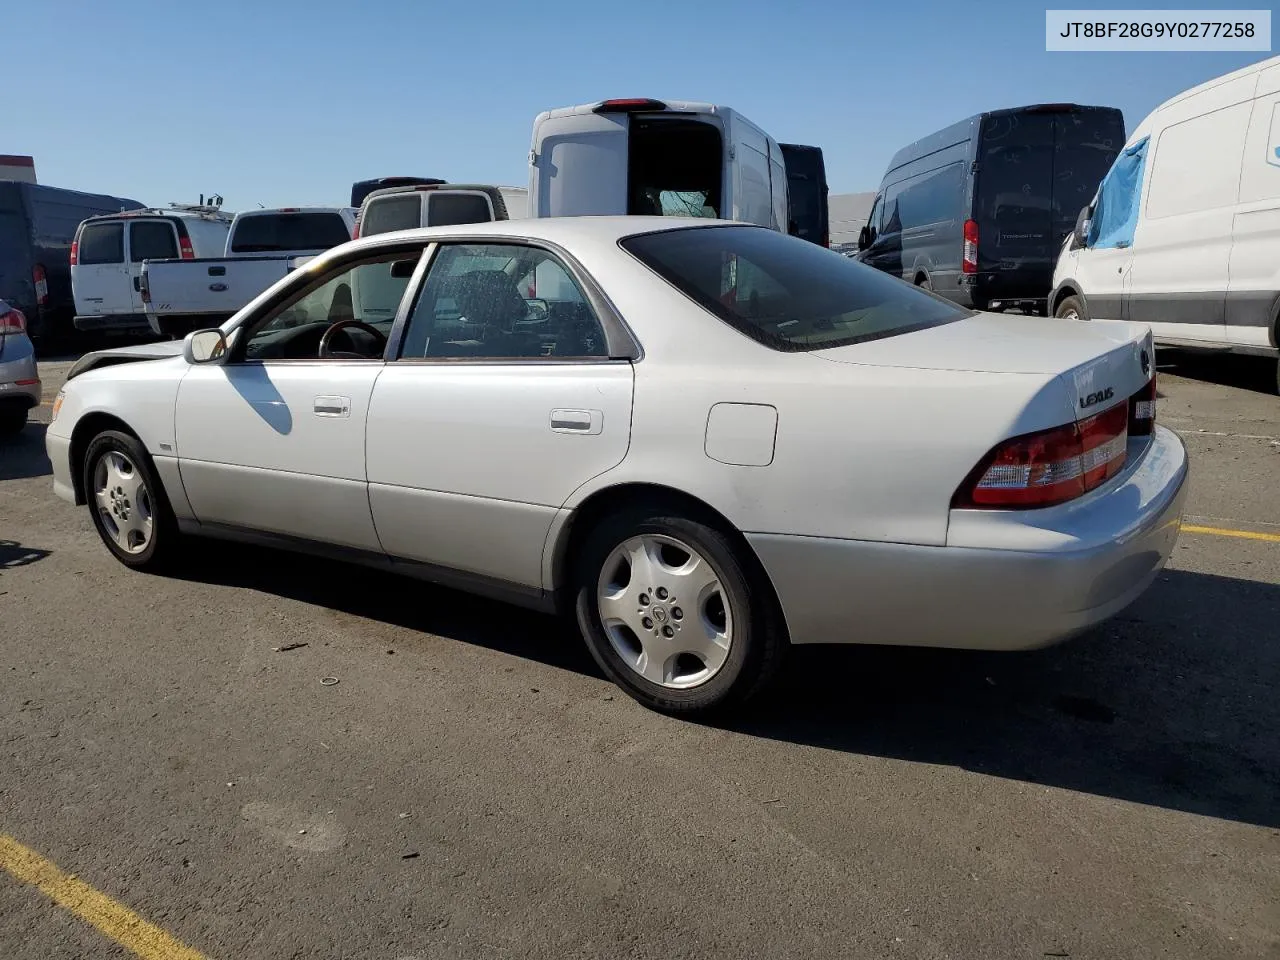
574, 507, 787, 715
0, 408, 26, 437
83, 430, 181, 571
1055, 295, 1088, 321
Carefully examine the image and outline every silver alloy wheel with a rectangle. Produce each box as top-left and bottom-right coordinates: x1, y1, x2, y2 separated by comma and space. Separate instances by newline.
93, 450, 154, 555
596, 534, 733, 690
1060, 307, 1081, 321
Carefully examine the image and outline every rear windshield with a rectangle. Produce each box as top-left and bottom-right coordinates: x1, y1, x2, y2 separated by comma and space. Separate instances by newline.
622, 226, 969, 352
230, 212, 351, 253
427, 193, 493, 226
77, 222, 124, 264
361, 195, 421, 237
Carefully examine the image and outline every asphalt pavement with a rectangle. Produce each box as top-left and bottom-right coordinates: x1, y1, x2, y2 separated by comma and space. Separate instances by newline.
2, 350, 1278, 960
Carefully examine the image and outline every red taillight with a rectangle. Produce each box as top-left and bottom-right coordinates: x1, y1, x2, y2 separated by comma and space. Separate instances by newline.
955, 403, 1128, 509
962, 219, 978, 274
69, 239, 79, 265
352, 219, 360, 239
1129, 373, 1157, 436
179, 236, 195, 259
32, 264, 48, 306
0, 308, 26, 334
593, 98, 667, 113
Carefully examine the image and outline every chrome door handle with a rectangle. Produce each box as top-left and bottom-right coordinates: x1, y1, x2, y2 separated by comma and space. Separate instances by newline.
314, 396, 351, 418
550, 408, 602, 435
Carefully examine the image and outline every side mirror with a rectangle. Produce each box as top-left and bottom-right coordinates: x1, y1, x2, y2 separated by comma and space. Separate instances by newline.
857, 226, 871, 251
522, 298, 550, 322
1071, 205, 1093, 249
184, 328, 227, 364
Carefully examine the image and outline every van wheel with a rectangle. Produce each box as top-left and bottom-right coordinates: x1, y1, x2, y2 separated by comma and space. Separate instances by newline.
915, 275, 933, 292
0, 409, 26, 437
1055, 295, 1088, 321
573, 507, 787, 715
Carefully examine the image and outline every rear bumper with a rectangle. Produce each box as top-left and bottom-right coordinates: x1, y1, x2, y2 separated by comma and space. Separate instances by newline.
0, 345, 41, 409
749, 426, 1189, 651
74, 313, 151, 333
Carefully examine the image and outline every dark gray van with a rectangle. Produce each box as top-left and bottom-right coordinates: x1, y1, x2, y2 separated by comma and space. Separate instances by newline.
857, 103, 1124, 314
0, 182, 143, 346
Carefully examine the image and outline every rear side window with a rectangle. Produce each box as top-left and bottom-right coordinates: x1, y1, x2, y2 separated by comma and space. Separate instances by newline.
128, 221, 178, 262
622, 226, 970, 352
231, 212, 351, 253
361, 196, 421, 237
77, 222, 123, 264
426, 193, 494, 226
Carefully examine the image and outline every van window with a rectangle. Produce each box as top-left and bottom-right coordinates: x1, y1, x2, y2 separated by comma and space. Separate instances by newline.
231, 212, 351, 253
1145, 102, 1251, 219
78, 222, 124, 264
361, 196, 421, 237
1087, 137, 1149, 249
622, 225, 968, 352
427, 193, 493, 226
129, 221, 178, 262
896, 162, 965, 229
628, 118, 724, 218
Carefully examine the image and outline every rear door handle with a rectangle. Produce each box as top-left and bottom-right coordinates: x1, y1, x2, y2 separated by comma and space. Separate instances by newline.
314, 396, 351, 418
550, 408, 602, 435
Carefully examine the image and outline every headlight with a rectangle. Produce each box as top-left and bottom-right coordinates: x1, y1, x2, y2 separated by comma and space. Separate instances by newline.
50, 390, 64, 421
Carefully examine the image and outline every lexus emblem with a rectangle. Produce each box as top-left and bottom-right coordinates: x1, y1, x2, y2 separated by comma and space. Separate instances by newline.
1140, 349, 1150, 375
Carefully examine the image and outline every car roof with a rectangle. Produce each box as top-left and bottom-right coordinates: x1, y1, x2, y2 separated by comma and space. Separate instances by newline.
347, 215, 752, 250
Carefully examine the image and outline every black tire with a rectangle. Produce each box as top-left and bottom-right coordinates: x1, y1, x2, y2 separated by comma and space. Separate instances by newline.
0, 409, 26, 437
915, 274, 933, 292
573, 506, 787, 715
82, 429, 181, 571
1055, 294, 1088, 321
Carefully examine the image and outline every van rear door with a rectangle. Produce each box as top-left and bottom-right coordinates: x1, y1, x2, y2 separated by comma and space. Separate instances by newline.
975, 110, 1056, 292
532, 111, 629, 217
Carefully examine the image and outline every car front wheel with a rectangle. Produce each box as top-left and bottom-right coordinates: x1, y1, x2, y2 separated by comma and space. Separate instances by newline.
83, 430, 181, 571
574, 507, 786, 715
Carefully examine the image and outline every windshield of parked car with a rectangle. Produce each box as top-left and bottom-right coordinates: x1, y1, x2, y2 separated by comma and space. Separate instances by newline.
621, 225, 971, 351
231, 212, 351, 253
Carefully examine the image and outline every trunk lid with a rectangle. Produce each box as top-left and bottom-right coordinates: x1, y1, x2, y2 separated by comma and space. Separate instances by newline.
814, 312, 1154, 418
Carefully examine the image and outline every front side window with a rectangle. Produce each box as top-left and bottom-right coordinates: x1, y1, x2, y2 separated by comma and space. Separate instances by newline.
399, 243, 608, 360
240, 249, 423, 361
623, 225, 970, 352
231, 212, 352, 253
78, 222, 123, 264
129, 221, 178, 262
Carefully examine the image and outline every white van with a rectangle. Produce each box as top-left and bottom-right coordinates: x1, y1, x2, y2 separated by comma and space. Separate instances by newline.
357, 184, 510, 238
1050, 54, 1280, 386
528, 98, 788, 230
72, 204, 232, 334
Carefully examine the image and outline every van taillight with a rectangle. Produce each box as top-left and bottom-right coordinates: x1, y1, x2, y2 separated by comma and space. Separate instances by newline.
69, 240, 79, 265
954, 403, 1128, 509
32, 265, 48, 306
962, 220, 979, 274
1129, 373, 1157, 436
179, 236, 195, 259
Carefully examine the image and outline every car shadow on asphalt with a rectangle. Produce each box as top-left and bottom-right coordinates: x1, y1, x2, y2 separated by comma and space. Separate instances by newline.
0, 540, 51, 572
1158, 349, 1277, 395
0, 422, 53, 481
170, 546, 1278, 829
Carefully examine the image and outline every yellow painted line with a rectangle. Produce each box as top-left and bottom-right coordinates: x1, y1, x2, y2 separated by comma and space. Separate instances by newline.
1181, 523, 1280, 544
0, 834, 209, 960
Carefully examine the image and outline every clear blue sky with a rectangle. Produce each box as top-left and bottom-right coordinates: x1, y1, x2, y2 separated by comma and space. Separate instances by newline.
3, 0, 1267, 210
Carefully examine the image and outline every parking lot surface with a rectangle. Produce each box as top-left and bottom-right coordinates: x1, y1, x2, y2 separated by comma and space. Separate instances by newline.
2, 351, 1278, 960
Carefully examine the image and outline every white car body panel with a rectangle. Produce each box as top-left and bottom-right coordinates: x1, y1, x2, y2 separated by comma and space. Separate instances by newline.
49, 216, 1187, 653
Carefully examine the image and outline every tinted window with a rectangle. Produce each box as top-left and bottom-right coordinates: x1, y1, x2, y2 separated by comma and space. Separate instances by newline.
230, 212, 351, 253
1053, 110, 1124, 222
128, 221, 178, 262
623, 226, 969, 352
399, 243, 607, 360
427, 193, 494, 226
895, 162, 965, 229
361, 195, 421, 237
977, 113, 1054, 223
77, 222, 123, 264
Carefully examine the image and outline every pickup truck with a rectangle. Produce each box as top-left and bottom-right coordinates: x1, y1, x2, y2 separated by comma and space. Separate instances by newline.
138, 206, 355, 337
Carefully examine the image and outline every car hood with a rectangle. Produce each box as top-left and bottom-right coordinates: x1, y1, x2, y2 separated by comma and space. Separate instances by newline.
67, 340, 186, 380
814, 311, 1155, 419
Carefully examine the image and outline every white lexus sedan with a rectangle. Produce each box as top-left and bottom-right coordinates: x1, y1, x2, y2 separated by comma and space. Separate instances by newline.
47, 218, 1188, 714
